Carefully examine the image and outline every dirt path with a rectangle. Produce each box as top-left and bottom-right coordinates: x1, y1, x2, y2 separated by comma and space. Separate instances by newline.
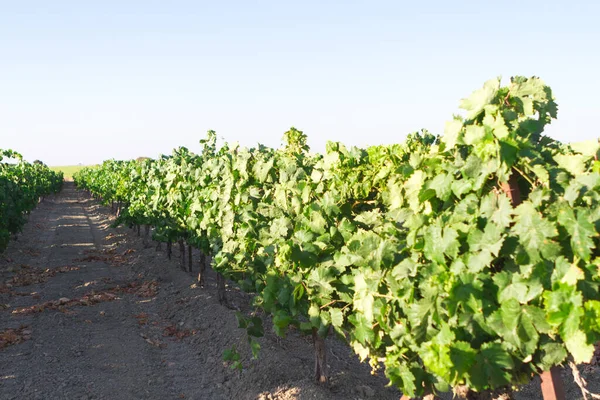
0, 183, 402, 400
0, 183, 175, 399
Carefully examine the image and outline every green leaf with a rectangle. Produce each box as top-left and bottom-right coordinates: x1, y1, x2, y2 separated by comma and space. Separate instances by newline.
354, 292, 375, 323
469, 342, 514, 389
421, 325, 455, 383
330, 308, 344, 329
424, 224, 459, 265
390, 364, 417, 398
299, 252, 326, 283
250, 338, 261, 359
488, 299, 540, 356
480, 192, 512, 229
235, 312, 249, 329
308, 209, 328, 234
253, 158, 274, 182
392, 257, 419, 279
449, 341, 477, 382
583, 300, 600, 334
467, 222, 504, 257
512, 202, 557, 261
405, 170, 426, 211
430, 173, 454, 201
464, 125, 486, 145
465, 251, 494, 273
537, 342, 567, 371
355, 210, 382, 227
460, 78, 500, 120
451, 179, 473, 198
570, 139, 600, 158
560, 264, 584, 286
492, 194, 513, 228
444, 119, 463, 149
531, 164, 550, 185
463, 155, 483, 180
543, 283, 583, 340
499, 141, 519, 168
223, 345, 241, 363
406, 296, 436, 341
483, 113, 509, 139
247, 316, 264, 338
269, 216, 291, 238
498, 282, 529, 304
348, 313, 375, 344
334, 251, 362, 268
386, 178, 404, 210
554, 154, 587, 176
557, 207, 597, 262
565, 331, 595, 364
308, 303, 321, 326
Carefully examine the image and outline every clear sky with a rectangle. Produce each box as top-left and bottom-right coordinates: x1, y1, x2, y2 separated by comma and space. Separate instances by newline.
1, 0, 598, 165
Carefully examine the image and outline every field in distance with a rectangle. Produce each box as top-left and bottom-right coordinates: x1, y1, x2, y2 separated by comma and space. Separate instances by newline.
49, 165, 89, 181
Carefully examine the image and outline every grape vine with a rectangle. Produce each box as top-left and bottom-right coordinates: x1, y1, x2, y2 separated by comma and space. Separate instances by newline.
0, 150, 64, 252
74, 77, 600, 398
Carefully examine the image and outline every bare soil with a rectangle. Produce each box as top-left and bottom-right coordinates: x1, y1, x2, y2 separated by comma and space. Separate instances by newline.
0, 183, 598, 400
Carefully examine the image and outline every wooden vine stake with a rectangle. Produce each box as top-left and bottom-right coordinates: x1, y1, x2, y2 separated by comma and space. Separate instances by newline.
540, 367, 566, 400
216, 273, 228, 306
312, 328, 328, 384
197, 253, 207, 286
142, 225, 151, 248
502, 172, 565, 400
178, 239, 186, 271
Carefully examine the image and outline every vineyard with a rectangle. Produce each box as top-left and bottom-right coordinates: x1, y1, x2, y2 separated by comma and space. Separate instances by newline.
0, 150, 63, 252
68, 76, 600, 399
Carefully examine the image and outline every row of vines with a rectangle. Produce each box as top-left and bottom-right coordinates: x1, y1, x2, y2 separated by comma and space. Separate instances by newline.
0, 150, 63, 252
73, 77, 600, 399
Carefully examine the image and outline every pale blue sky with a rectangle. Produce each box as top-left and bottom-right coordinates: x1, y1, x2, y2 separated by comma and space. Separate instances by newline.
1, 1, 598, 165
